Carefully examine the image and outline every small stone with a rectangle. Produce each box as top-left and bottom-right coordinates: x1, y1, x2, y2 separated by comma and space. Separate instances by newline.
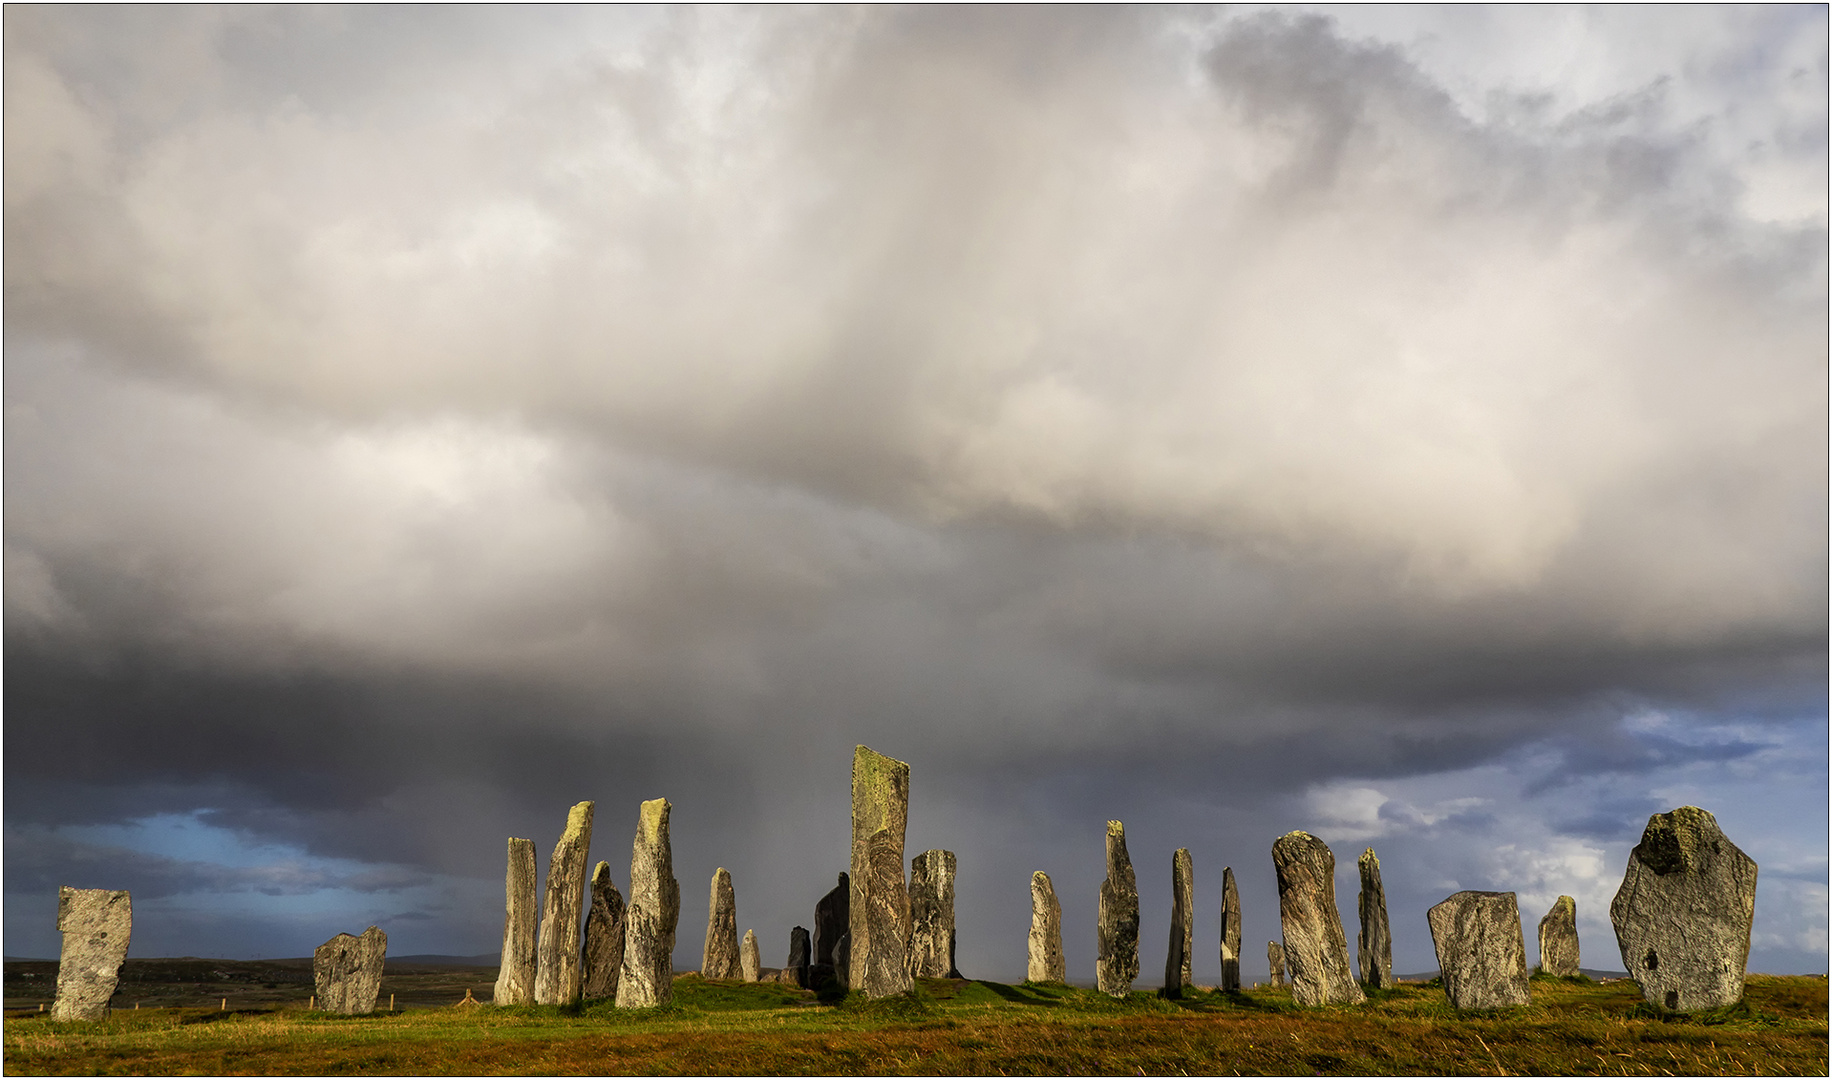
1538, 896, 1580, 977
787, 925, 812, 988
741, 929, 761, 982
1610, 806, 1757, 1012
534, 801, 595, 1006
1096, 820, 1140, 997
313, 926, 386, 1015
813, 873, 850, 967
1428, 890, 1530, 1009
1028, 871, 1065, 983
494, 839, 538, 1006
702, 868, 741, 980
51, 887, 131, 1021
1271, 831, 1364, 1006
908, 849, 960, 979
1164, 848, 1193, 997
581, 861, 626, 999
1267, 941, 1285, 987
1219, 868, 1242, 992
1357, 848, 1394, 990
848, 745, 912, 998
833, 932, 851, 989
616, 798, 681, 1008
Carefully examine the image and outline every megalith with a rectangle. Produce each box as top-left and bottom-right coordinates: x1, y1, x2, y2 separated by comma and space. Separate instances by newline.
494, 838, 538, 1006
534, 800, 594, 1006
1610, 806, 1757, 1012
1357, 847, 1394, 990
1096, 820, 1140, 997
787, 925, 812, 988
1538, 895, 1579, 977
51, 887, 131, 1021
848, 745, 913, 997
741, 929, 761, 982
1268, 941, 1285, 987
703, 867, 742, 979
813, 873, 850, 967
582, 860, 626, 999
616, 798, 681, 1008
1271, 830, 1364, 1006
1428, 890, 1530, 1009
314, 926, 387, 1014
909, 849, 960, 978
1164, 848, 1194, 996
1219, 867, 1242, 992
1028, 871, 1066, 983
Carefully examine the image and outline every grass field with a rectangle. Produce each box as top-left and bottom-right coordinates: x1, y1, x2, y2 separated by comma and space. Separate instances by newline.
4, 972, 1824, 1076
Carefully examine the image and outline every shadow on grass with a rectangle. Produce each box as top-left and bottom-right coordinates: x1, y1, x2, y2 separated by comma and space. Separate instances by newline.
973, 981, 1064, 1007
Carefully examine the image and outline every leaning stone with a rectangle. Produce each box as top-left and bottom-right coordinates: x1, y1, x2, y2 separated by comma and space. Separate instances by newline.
1610, 806, 1757, 1012
582, 861, 626, 999
1428, 890, 1530, 1009
1357, 848, 1394, 990
616, 798, 681, 1008
51, 887, 131, 1021
787, 926, 812, 988
1538, 896, 1579, 977
702, 868, 742, 980
1096, 820, 1140, 997
814, 873, 850, 967
534, 801, 594, 1006
1028, 871, 1065, 983
1219, 868, 1241, 992
1271, 831, 1364, 1006
314, 926, 386, 1014
494, 839, 538, 1006
1163, 848, 1193, 997
741, 929, 761, 982
909, 849, 960, 978
849, 745, 913, 998
1268, 941, 1286, 987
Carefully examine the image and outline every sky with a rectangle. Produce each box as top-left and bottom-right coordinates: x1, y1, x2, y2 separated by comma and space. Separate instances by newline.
5, 5, 1826, 982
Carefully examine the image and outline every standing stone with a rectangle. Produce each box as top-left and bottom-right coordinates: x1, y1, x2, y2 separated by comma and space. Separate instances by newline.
1219, 868, 1242, 992
581, 861, 626, 999
1028, 871, 1066, 983
1096, 820, 1140, 997
1538, 895, 1580, 977
786, 926, 812, 988
494, 838, 538, 1006
909, 849, 961, 978
313, 926, 386, 1014
813, 873, 850, 967
741, 929, 761, 982
1610, 806, 1757, 1012
1164, 848, 1194, 996
616, 798, 681, 1008
1357, 848, 1394, 990
703, 868, 742, 979
534, 801, 594, 1006
849, 745, 913, 998
1268, 941, 1286, 987
1271, 831, 1365, 1006
1427, 890, 1530, 1009
50, 888, 131, 1021
834, 932, 851, 989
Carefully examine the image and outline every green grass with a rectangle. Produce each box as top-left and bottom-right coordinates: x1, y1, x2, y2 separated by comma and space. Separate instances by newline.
5, 974, 1824, 1075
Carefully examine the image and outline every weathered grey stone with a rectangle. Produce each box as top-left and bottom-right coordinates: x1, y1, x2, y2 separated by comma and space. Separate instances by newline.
1538, 895, 1579, 978
848, 745, 913, 998
1028, 871, 1065, 983
1219, 868, 1241, 992
909, 849, 960, 979
813, 873, 849, 967
314, 926, 386, 1014
494, 838, 538, 1006
582, 860, 625, 999
1271, 830, 1364, 1006
741, 929, 761, 982
1357, 847, 1394, 990
1164, 848, 1193, 997
702, 868, 742, 979
616, 798, 681, 1008
51, 887, 131, 1021
833, 932, 851, 989
1428, 890, 1530, 1009
1096, 820, 1140, 997
787, 926, 812, 988
1610, 806, 1757, 1012
534, 801, 594, 1006
1268, 941, 1285, 987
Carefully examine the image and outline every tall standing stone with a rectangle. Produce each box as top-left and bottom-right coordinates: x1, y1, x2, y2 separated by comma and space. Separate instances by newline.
787, 926, 812, 988
1357, 847, 1394, 990
1268, 941, 1286, 987
1096, 820, 1140, 997
1028, 871, 1066, 983
314, 926, 387, 1014
1538, 895, 1580, 977
849, 745, 913, 998
534, 801, 594, 1006
616, 798, 681, 1008
703, 868, 741, 979
582, 861, 626, 999
494, 838, 538, 1006
1428, 890, 1531, 1009
1271, 830, 1364, 1006
741, 929, 761, 982
1164, 848, 1194, 996
1610, 806, 1757, 1012
1219, 867, 1242, 992
909, 849, 960, 979
50, 887, 131, 1021
813, 873, 850, 967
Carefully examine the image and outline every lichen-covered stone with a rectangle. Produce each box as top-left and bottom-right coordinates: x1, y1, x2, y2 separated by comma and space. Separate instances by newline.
848, 745, 912, 998
1610, 806, 1757, 1012
1164, 848, 1193, 996
813, 873, 849, 967
534, 801, 594, 1005
787, 925, 812, 988
1428, 890, 1530, 1009
314, 926, 386, 1014
741, 929, 761, 982
1028, 871, 1065, 983
1219, 868, 1241, 992
582, 861, 625, 999
1096, 820, 1140, 997
51, 887, 131, 1021
703, 868, 741, 979
1357, 848, 1394, 990
1271, 831, 1364, 1006
616, 798, 681, 1008
909, 849, 960, 978
494, 839, 537, 1006
1267, 941, 1285, 987
1538, 895, 1579, 977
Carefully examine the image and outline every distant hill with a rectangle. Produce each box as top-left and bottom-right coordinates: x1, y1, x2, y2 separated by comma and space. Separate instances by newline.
1395, 968, 1630, 982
